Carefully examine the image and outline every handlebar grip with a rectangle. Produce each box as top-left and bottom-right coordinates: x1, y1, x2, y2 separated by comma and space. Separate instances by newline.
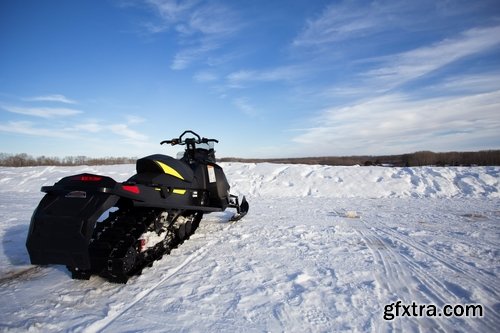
160, 139, 180, 145
201, 138, 219, 143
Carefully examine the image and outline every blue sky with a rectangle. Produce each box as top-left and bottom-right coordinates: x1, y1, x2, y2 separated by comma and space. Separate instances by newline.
1, 0, 499, 158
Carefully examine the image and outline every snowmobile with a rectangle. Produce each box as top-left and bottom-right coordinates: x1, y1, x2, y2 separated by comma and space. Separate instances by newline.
26, 130, 248, 283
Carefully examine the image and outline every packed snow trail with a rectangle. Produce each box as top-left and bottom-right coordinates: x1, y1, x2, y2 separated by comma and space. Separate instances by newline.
82, 242, 214, 333
0, 164, 498, 332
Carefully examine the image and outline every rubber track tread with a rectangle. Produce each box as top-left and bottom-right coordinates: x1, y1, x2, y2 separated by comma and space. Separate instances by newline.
84, 208, 202, 283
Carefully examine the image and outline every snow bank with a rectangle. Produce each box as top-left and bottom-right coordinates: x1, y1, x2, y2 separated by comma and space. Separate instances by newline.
1, 163, 498, 198
225, 163, 499, 198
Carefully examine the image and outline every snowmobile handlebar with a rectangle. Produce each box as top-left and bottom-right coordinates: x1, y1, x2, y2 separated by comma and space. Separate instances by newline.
160, 130, 219, 146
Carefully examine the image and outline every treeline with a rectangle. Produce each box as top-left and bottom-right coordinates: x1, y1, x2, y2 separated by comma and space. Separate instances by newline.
0, 153, 136, 167
1, 150, 499, 167
220, 150, 500, 167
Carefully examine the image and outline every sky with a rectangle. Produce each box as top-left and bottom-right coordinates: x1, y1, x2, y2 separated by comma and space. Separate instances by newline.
1, 0, 499, 158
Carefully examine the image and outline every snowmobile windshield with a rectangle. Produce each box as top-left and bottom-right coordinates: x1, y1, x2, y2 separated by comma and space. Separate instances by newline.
195, 141, 215, 151
177, 140, 216, 162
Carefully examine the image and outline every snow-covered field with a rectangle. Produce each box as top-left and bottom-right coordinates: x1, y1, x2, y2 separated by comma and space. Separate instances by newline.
0, 163, 498, 332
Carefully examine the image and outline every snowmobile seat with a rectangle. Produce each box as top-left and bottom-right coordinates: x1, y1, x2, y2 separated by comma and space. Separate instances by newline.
136, 154, 194, 182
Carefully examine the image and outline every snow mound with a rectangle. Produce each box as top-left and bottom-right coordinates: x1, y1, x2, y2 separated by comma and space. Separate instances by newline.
224, 163, 499, 198
1, 163, 497, 199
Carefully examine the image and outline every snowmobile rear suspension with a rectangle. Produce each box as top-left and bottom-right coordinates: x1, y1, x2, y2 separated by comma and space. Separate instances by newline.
69, 208, 202, 283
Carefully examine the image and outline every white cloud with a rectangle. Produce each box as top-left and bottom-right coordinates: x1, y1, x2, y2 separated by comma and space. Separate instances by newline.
0, 121, 73, 138
74, 122, 103, 133
1, 105, 83, 118
233, 97, 257, 117
108, 124, 148, 141
126, 115, 146, 124
288, 6, 500, 156
194, 71, 218, 82
146, 0, 198, 24
170, 39, 218, 70
292, 90, 500, 155
292, 0, 491, 48
0, 115, 149, 147
292, 0, 419, 47
363, 26, 500, 90
25, 94, 77, 104
226, 66, 305, 87
145, 0, 242, 70
436, 72, 500, 94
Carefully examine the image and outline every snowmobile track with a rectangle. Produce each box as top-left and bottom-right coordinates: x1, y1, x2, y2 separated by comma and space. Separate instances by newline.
372, 224, 500, 296
81, 217, 241, 332
355, 218, 476, 332
354, 224, 433, 332
370, 224, 500, 330
356, 217, 499, 332
82, 243, 213, 333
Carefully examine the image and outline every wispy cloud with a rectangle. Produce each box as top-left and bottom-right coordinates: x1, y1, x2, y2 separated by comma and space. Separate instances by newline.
72, 119, 148, 141
292, 0, 492, 48
363, 25, 500, 90
289, 8, 500, 156
144, 0, 198, 27
226, 65, 306, 87
171, 40, 218, 70
74, 122, 103, 133
292, 90, 500, 155
109, 123, 148, 141
194, 70, 218, 82
0, 96, 150, 148
144, 0, 242, 70
1, 105, 83, 118
0, 121, 73, 138
25, 94, 77, 104
293, 2, 377, 47
125, 115, 146, 124
0, 119, 150, 144
233, 97, 258, 117
291, 0, 500, 94
434, 72, 500, 94
293, 0, 420, 47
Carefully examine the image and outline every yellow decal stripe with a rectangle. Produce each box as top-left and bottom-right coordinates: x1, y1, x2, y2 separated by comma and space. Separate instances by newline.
172, 189, 186, 195
154, 161, 185, 180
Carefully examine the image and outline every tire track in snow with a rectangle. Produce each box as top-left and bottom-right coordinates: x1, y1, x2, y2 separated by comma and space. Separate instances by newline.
357, 217, 499, 332
355, 219, 467, 332
370, 224, 500, 330
373, 224, 500, 297
361, 224, 456, 304
82, 242, 214, 333
354, 224, 433, 332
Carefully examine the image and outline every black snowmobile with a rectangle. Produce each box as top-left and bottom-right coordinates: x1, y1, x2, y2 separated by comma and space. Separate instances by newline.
26, 130, 248, 283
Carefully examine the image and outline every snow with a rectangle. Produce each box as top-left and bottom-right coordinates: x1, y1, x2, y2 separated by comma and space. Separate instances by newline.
0, 163, 499, 332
